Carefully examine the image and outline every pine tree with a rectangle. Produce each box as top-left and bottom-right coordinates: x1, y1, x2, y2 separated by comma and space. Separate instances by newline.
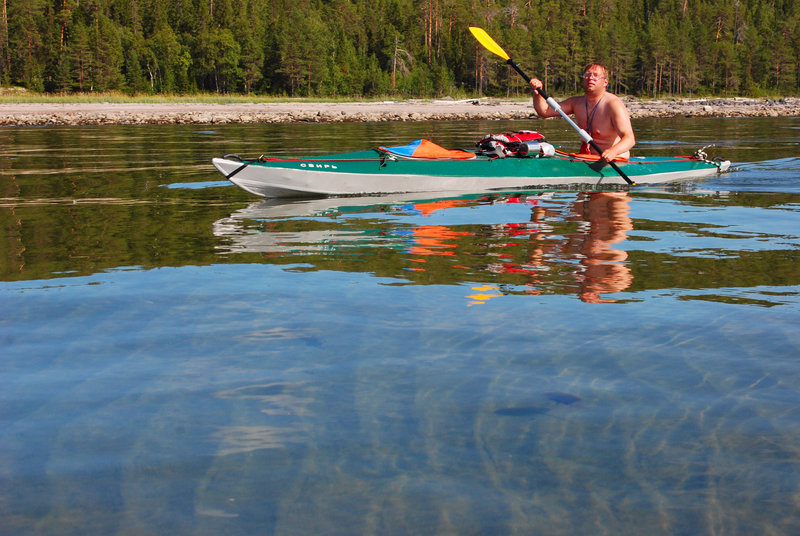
0, 0, 9, 83
8, 0, 47, 90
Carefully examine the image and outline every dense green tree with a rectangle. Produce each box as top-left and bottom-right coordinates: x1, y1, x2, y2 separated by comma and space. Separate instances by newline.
88, 12, 125, 91
0, 0, 798, 96
196, 28, 241, 93
7, 0, 47, 90
275, 2, 331, 96
67, 19, 90, 91
118, 28, 148, 93
145, 24, 186, 92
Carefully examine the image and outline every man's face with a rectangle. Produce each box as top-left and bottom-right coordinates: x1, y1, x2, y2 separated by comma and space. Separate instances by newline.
583, 66, 608, 92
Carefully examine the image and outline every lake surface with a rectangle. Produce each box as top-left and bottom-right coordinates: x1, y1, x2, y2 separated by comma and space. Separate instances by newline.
2, 116, 800, 535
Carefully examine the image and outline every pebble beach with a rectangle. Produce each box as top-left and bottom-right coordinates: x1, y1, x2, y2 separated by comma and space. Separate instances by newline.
1, 97, 798, 126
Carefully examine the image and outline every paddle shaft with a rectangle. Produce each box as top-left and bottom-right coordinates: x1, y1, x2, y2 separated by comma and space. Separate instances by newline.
505, 58, 635, 185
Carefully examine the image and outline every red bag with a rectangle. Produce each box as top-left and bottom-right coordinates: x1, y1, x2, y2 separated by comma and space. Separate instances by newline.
476, 130, 546, 157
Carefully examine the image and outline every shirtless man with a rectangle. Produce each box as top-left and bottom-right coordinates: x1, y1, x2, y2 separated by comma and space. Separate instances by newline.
529, 63, 635, 162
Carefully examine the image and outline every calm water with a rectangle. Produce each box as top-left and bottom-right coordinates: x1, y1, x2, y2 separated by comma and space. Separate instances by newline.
2, 117, 800, 535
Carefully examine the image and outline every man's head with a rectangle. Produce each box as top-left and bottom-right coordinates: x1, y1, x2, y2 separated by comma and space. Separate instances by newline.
582, 63, 609, 81
582, 63, 609, 93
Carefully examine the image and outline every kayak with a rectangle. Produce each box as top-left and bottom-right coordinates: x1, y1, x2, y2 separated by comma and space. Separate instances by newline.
212, 138, 731, 198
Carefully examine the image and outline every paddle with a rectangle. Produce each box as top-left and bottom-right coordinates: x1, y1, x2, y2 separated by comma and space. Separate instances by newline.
468, 26, 635, 186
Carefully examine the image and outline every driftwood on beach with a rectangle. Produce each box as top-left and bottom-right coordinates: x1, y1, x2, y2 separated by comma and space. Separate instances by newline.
0, 97, 798, 127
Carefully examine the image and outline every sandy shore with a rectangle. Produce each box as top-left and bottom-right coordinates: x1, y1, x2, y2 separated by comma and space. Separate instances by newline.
0, 97, 798, 126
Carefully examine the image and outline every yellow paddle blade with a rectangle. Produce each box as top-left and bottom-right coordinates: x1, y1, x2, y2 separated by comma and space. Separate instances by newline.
469, 26, 510, 61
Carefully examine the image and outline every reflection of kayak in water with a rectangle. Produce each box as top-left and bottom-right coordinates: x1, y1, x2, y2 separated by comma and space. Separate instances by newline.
214, 190, 546, 219
212, 139, 731, 198
211, 191, 548, 254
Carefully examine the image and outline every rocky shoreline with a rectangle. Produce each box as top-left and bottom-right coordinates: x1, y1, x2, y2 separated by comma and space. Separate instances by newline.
0, 97, 798, 126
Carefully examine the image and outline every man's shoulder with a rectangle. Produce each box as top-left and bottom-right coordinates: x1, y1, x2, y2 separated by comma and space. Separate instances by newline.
606, 92, 628, 105
604, 93, 630, 112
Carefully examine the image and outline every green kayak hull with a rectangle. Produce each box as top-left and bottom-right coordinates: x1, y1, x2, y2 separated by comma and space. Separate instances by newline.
212, 148, 731, 198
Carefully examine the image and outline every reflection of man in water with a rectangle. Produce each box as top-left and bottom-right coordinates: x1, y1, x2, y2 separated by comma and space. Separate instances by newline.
569, 192, 633, 302
509, 191, 633, 302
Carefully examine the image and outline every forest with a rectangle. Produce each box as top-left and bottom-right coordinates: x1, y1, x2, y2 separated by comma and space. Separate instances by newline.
0, 0, 798, 98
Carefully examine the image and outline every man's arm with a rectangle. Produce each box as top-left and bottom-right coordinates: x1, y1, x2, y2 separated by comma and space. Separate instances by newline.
601, 97, 636, 162
529, 78, 575, 118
